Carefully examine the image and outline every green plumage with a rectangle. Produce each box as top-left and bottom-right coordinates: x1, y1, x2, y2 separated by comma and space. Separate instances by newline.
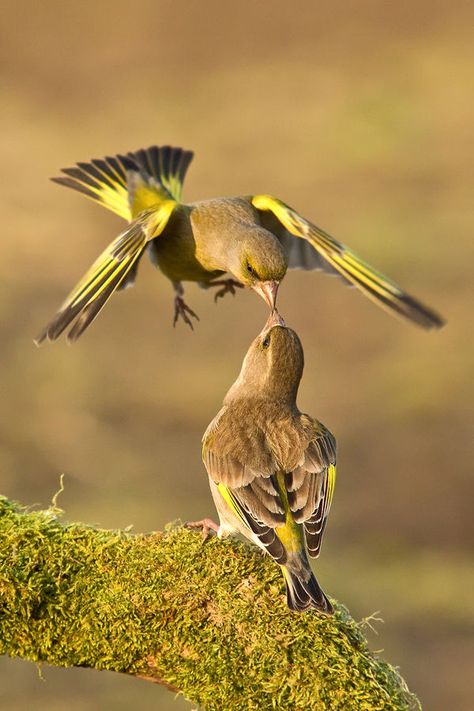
36, 143, 444, 343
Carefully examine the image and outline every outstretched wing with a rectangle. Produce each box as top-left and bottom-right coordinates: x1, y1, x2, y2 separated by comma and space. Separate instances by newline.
52, 145, 194, 220
35, 204, 176, 344
252, 194, 444, 330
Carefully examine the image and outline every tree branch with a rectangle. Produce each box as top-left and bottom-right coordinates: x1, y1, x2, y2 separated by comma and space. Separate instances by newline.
0, 497, 418, 710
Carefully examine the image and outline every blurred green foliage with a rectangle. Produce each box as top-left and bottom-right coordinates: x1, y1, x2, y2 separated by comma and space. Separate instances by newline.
0, 0, 473, 709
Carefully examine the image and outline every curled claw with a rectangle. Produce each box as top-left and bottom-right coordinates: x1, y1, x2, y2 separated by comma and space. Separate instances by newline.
185, 518, 220, 541
214, 284, 235, 302
173, 296, 200, 329
209, 279, 244, 303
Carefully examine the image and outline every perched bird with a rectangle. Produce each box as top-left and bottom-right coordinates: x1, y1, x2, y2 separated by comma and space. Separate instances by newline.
194, 311, 336, 613
36, 144, 444, 343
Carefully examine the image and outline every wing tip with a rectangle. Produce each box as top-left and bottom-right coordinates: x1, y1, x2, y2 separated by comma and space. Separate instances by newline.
399, 293, 446, 331
33, 317, 68, 346
33, 330, 76, 347
33, 332, 46, 347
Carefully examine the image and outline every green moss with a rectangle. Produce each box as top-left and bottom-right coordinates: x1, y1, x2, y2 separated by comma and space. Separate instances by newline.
0, 497, 419, 710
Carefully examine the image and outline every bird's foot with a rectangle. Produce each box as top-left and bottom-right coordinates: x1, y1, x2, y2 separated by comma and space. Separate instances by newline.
173, 296, 199, 329
185, 518, 220, 541
209, 279, 244, 303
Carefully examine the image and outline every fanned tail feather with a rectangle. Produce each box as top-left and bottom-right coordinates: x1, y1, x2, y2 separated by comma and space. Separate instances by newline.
52, 154, 137, 220
52, 145, 194, 220
126, 146, 194, 202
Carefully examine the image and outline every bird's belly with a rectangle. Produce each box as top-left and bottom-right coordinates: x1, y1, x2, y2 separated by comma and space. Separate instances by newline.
150, 238, 222, 284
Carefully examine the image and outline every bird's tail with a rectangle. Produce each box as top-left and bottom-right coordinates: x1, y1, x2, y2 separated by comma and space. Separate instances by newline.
282, 562, 333, 614
51, 145, 194, 221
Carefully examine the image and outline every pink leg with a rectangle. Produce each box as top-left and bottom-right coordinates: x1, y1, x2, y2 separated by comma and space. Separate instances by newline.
185, 518, 220, 540
173, 295, 199, 328
207, 279, 244, 303
172, 281, 199, 329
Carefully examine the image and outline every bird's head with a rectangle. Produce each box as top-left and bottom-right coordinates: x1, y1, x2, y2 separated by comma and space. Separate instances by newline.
227, 228, 287, 309
225, 311, 304, 404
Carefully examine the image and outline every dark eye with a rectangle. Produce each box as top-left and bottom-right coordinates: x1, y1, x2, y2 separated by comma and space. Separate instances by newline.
262, 335, 270, 349
247, 263, 255, 275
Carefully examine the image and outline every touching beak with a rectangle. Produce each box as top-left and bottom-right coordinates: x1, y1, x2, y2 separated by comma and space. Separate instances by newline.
252, 280, 279, 310
263, 309, 286, 331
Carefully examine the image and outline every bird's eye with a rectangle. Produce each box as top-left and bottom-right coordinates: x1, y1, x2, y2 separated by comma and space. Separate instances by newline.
247, 263, 255, 275
262, 335, 270, 349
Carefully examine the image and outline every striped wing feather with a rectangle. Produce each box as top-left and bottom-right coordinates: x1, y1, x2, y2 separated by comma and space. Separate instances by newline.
52, 145, 194, 220
203, 415, 336, 563
35, 204, 176, 343
252, 194, 444, 330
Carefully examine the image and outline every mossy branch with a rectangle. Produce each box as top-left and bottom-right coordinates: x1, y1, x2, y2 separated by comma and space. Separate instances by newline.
0, 497, 419, 710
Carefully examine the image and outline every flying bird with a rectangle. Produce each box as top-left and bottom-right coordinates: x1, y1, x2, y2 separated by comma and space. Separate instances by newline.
36, 144, 444, 343
194, 311, 336, 613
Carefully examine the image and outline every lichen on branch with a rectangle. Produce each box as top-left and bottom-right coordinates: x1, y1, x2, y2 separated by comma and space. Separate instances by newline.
0, 497, 419, 710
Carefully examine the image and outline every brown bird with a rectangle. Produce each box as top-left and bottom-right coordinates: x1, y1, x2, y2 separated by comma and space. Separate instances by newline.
195, 310, 336, 613
36, 144, 444, 343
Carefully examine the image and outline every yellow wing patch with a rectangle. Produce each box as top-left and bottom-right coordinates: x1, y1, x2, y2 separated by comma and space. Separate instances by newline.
324, 464, 336, 524
53, 155, 136, 220
52, 145, 194, 222
35, 204, 176, 344
128, 175, 170, 217
274, 472, 305, 554
252, 194, 444, 330
216, 483, 249, 530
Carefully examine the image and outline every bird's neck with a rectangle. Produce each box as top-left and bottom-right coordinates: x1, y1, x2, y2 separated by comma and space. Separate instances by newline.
224, 387, 298, 412
191, 199, 256, 273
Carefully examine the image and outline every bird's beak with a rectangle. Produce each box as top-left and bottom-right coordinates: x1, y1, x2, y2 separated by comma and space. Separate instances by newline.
252, 280, 279, 310
263, 309, 286, 331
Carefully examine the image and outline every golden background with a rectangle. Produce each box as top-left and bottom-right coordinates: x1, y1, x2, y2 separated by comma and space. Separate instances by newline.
0, 1, 472, 708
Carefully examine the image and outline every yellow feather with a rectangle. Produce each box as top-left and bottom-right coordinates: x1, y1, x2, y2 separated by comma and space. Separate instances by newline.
216, 483, 248, 528
274, 472, 304, 553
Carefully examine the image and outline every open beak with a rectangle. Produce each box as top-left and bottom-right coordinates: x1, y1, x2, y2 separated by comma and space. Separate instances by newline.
252, 280, 279, 310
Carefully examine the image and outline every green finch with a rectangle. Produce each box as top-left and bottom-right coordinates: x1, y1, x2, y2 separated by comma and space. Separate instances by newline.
197, 311, 336, 613
36, 144, 443, 343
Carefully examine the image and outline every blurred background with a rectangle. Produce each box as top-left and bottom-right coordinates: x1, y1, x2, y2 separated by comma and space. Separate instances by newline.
0, 0, 472, 708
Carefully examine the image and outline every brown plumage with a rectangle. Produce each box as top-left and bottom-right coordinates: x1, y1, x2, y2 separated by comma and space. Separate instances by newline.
201, 312, 336, 613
